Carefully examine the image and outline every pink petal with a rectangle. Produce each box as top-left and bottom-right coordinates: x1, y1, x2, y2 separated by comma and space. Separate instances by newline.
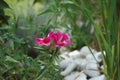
35, 37, 51, 46
36, 38, 44, 45
50, 32, 73, 48
43, 37, 51, 46
61, 33, 69, 40
63, 41, 73, 46
47, 32, 54, 38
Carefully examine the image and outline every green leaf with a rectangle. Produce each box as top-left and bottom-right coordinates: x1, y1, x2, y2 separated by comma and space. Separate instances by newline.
9, 39, 14, 50
0, 25, 10, 30
38, 9, 53, 16
4, 0, 18, 9
5, 56, 19, 63
0, 37, 4, 44
35, 66, 46, 80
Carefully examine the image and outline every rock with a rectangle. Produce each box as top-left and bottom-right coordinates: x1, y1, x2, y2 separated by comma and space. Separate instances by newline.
68, 50, 81, 59
89, 75, 105, 80
79, 46, 96, 58
64, 71, 87, 80
61, 62, 77, 76
94, 52, 102, 62
100, 65, 104, 70
86, 54, 97, 63
74, 58, 87, 70
76, 72, 87, 80
64, 71, 80, 80
59, 58, 73, 69
59, 46, 105, 79
86, 52, 102, 63
86, 63, 99, 70
84, 69, 100, 77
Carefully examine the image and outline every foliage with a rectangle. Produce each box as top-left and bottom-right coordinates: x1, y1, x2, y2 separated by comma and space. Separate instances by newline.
0, 0, 63, 80
77, 0, 119, 80
1, 0, 119, 80
39, 0, 120, 80
37, 0, 95, 50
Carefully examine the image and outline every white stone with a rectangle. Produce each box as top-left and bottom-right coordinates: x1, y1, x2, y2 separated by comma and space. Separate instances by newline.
94, 52, 102, 62
86, 63, 99, 70
86, 52, 102, 63
61, 62, 77, 76
74, 58, 87, 70
59, 58, 73, 69
86, 54, 97, 63
84, 69, 100, 77
100, 65, 104, 70
64, 71, 80, 80
79, 46, 96, 58
90, 25, 94, 34
59, 47, 105, 79
76, 72, 87, 80
89, 75, 105, 80
68, 50, 81, 59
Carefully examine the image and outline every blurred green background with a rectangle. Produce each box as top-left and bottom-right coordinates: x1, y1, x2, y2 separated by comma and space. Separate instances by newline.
0, 0, 98, 80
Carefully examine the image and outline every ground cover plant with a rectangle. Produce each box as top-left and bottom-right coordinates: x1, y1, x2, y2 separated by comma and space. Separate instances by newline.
0, 0, 120, 80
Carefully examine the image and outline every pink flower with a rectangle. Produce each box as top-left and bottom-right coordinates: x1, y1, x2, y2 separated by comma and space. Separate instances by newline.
36, 32, 73, 48
50, 32, 73, 48
36, 37, 51, 46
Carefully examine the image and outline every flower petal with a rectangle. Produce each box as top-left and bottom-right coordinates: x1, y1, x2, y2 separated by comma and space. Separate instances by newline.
51, 32, 73, 48
35, 37, 51, 46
